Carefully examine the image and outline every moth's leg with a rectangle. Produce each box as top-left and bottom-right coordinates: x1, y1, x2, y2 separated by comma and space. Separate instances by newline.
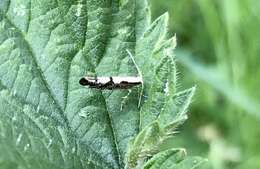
120, 89, 132, 111
102, 77, 115, 89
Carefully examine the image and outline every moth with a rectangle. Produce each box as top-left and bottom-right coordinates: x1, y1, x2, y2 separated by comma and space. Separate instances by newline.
79, 76, 142, 90
79, 50, 143, 108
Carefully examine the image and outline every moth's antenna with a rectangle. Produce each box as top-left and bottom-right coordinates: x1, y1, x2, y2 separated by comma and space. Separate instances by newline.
126, 49, 143, 108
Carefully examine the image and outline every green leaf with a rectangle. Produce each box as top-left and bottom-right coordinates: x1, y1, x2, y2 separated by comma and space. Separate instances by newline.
125, 122, 164, 169
142, 149, 186, 169
0, 0, 198, 169
125, 86, 196, 168
139, 42, 177, 128
143, 149, 210, 169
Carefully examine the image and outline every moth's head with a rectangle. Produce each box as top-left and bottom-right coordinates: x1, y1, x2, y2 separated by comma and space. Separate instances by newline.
79, 71, 97, 86
79, 76, 96, 86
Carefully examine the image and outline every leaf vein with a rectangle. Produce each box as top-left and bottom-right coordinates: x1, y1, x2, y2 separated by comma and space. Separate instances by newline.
2, 13, 67, 119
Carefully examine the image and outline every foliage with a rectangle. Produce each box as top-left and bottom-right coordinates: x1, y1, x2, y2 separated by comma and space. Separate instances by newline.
151, 0, 260, 169
0, 0, 208, 169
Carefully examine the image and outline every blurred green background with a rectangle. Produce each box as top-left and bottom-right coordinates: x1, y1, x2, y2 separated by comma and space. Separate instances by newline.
150, 0, 260, 169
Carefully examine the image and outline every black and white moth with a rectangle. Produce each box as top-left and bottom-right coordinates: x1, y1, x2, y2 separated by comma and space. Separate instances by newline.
79, 50, 143, 107
79, 76, 142, 90
79, 50, 143, 90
